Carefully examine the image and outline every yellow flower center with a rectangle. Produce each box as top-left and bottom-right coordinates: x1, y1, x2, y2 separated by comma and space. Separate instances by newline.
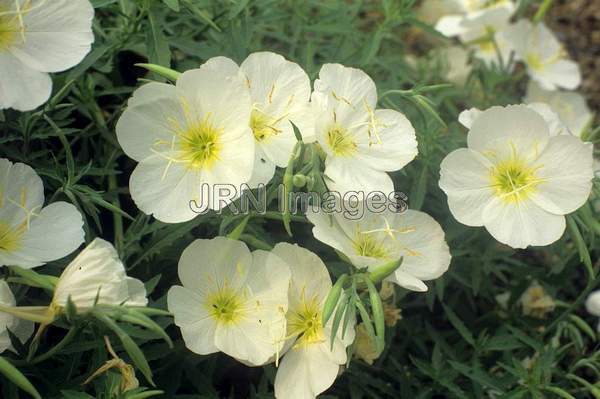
205, 287, 245, 325
526, 53, 544, 71
0, 222, 25, 252
287, 294, 324, 346
490, 157, 541, 203
251, 109, 282, 142
0, 7, 19, 51
352, 232, 389, 259
326, 125, 357, 157
177, 116, 222, 170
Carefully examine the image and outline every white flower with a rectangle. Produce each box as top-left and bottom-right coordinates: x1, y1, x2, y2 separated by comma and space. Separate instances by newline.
52, 238, 148, 310
306, 207, 451, 292
435, 0, 515, 37
0, 0, 94, 111
585, 291, 600, 332
458, 6, 514, 67
525, 81, 594, 137
199, 52, 313, 187
0, 158, 84, 268
167, 237, 290, 366
434, 46, 472, 86
311, 64, 417, 194
439, 105, 594, 248
502, 20, 581, 90
116, 63, 254, 222
0, 280, 33, 353
272, 242, 354, 399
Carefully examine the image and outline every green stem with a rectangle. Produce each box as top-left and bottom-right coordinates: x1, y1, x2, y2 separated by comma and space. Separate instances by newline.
108, 173, 124, 252
533, 0, 554, 23
28, 327, 78, 365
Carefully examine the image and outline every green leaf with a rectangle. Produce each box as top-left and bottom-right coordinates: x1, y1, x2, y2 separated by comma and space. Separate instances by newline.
365, 277, 385, 352
322, 274, 348, 325
162, 0, 180, 11
442, 304, 476, 347
93, 312, 155, 386
0, 357, 41, 399
145, 5, 171, 71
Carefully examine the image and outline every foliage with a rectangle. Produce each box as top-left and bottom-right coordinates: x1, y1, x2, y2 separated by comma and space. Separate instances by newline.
1, 0, 599, 398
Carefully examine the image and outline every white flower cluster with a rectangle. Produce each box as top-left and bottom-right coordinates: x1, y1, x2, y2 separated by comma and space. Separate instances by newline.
0, 0, 597, 397
116, 52, 419, 222
422, 0, 593, 137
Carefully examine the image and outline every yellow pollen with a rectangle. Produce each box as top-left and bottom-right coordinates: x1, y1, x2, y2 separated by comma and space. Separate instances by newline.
490, 157, 541, 203
287, 293, 324, 346
0, 7, 19, 51
326, 125, 357, 157
177, 115, 222, 170
352, 232, 389, 259
250, 109, 282, 142
526, 53, 544, 71
205, 286, 245, 325
0, 221, 25, 252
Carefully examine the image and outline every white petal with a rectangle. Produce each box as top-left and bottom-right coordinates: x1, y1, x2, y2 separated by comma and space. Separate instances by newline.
175, 67, 251, 139
387, 271, 428, 292
53, 238, 132, 308
178, 237, 252, 293
125, 277, 148, 307
526, 103, 567, 136
241, 51, 311, 114
482, 197, 566, 248
0, 158, 44, 225
272, 243, 331, 308
585, 291, 600, 317
387, 210, 451, 286
129, 156, 203, 223
435, 15, 465, 37
439, 148, 495, 226
116, 82, 184, 162
525, 81, 593, 137
313, 63, 377, 129
10, 0, 94, 73
529, 135, 593, 215
533, 59, 581, 91
467, 105, 549, 161
324, 157, 394, 195
11, 202, 84, 268
0, 280, 30, 353
458, 108, 482, 129
275, 344, 342, 399
353, 109, 418, 171
199, 56, 240, 77
0, 54, 51, 111
167, 285, 218, 355
246, 147, 276, 188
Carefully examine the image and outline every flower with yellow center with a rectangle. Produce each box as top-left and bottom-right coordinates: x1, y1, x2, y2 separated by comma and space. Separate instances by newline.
0, 280, 33, 353
440, 105, 594, 248
196, 52, 314, 187
272, 243, 355, 399
311, 63, 418, 195
168, 237, 290, 366
0, 158, 84, 269
502, 20, 581, 90
306, 205, 451, 292
116, 63, 254, 223
0, 0, 94, 111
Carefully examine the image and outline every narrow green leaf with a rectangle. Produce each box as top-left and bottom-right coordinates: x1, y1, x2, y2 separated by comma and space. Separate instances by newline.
227, 215, 251, 240
0, 357, 41, 399
135, 63, 180, 82
442, 304, 476, 347
365, 277, 385, 352
322, 274, 348, 325
93, 312, 155, 386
